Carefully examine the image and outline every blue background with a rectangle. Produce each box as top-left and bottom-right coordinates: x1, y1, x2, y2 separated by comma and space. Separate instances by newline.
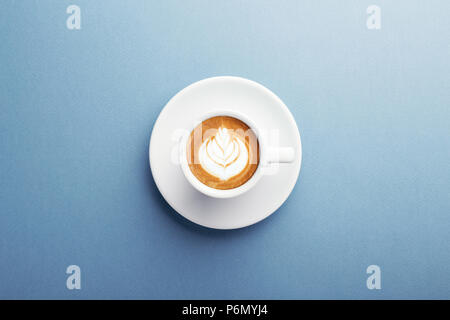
1, 0, 449, 299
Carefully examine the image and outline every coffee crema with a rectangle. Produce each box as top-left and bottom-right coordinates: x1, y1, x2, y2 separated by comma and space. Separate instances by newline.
186, 116, 259, 190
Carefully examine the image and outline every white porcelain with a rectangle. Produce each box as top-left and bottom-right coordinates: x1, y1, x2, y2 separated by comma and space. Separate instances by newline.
179, 110, 295, 199
149, 76, 302, 229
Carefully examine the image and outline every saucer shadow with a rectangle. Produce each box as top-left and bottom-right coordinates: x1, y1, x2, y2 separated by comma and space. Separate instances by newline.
144, 155, 276, 237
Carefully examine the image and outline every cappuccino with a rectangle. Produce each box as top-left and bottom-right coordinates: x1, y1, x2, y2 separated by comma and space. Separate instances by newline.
186, 116, 259, 190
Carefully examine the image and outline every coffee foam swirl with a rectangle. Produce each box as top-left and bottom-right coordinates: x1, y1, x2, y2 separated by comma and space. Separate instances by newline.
198, 127, 249, 181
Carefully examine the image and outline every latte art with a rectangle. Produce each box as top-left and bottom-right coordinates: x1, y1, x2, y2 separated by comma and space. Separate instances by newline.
186, 115, 259, 190
199, 127, 249, 180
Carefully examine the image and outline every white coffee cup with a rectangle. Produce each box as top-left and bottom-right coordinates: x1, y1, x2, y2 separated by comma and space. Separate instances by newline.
179, 110, 295, 198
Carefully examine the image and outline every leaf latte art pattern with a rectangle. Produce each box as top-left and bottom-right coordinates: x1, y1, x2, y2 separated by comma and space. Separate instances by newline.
198, 127, 249, 181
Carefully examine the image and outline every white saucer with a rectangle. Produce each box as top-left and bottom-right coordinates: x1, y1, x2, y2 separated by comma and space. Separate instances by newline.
149, 76, 302, 229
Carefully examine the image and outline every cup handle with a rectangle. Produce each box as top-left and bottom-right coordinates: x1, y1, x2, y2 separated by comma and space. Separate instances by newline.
267, 147, 295, 163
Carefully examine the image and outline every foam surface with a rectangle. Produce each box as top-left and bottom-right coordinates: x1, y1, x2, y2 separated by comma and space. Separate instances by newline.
198, 127, 249, 180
